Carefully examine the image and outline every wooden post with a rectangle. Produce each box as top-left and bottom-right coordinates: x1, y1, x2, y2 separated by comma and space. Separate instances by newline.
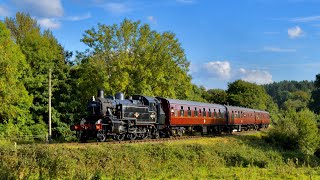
48, 69, 52, 143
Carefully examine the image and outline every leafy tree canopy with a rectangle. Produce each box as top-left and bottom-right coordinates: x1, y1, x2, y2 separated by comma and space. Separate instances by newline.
5, 12, 73, 139
205, 89, 228, 104
227, 80, 273, 110
0, 21, 37, 138
309, 74, 320, 114
0, 21, 32, 123
76, 19, 201, 102
264, 80, 314, 109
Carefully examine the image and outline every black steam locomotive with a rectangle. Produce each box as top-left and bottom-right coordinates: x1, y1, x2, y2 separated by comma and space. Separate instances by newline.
71, 90, 166, 142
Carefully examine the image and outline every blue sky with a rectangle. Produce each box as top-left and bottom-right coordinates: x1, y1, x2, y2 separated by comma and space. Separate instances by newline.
1, 0, 320, 89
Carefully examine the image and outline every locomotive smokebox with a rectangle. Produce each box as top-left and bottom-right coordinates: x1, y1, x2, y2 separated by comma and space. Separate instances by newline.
97, 89, 104, 98
115, 92, 124, 100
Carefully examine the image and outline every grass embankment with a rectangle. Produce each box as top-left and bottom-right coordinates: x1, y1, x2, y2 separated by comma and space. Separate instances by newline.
0, 133, 319, 179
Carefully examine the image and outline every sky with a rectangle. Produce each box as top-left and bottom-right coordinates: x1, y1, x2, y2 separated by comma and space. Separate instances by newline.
1, 0, 320, 89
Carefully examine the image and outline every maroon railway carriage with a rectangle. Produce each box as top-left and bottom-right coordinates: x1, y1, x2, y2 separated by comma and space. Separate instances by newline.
253, 109, 270, 129
225, 106, 270, 131
157, 97, 270, 135
157, 97, 229, 134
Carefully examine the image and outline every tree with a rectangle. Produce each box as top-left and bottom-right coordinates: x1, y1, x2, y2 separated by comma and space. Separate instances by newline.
264, 80, 314, 109
0, 21, 34, 138
309, 74, 320, 114
206, 89, 228, 104
282, 91, 310, 111
227, 80, 272, 110
76, 19, 199, 101
5, 13, 73, 139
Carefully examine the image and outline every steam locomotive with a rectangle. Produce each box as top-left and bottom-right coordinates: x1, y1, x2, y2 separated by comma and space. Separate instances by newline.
70, 90, 270, 142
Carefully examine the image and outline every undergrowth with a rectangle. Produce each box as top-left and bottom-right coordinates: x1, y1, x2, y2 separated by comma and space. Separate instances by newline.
0, 133, 319, 179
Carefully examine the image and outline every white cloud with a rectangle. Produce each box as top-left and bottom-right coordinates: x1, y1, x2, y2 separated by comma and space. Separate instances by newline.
176, 0, 195, 4
147, 16, 157, 24
38, 18, 60, 29
0, 5, 10, 17
103, 2, 131, 14
238, 68, 273, 85
203, 61, 231, 80
190, 61, 275, 89
288, 26, 303, 38
263, 46, 296, 52
291, 15, 320, 22
11, 0, 63, 17
247, 46, 296, 53
66, 12, 91, 21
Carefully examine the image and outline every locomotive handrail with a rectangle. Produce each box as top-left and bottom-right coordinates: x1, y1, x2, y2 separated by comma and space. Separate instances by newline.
120, 117, 137, 121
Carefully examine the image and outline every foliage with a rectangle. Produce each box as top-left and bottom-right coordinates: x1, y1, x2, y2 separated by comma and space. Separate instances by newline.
205, 89, 228, 104
309, 74, 320, 114
279, 90, 311, 111
5, 13, 74, 140
0, 21, 42, 140
227, 80, 277, 111
76, 19, 201, 102
264, 80, 314, 110
0, 135, 319, 179
267, 109, 320, 155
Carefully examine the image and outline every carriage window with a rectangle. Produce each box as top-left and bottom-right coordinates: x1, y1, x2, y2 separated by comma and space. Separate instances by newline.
203, 108, 206, 117
219, 109, 222, 118
194, 107, 198, 117
199, 109, 202, 116
171, 107, 175, 116
208, 108, 212, 117
232, 111, 234, 118
180, 106, 184, 117
187, 107, 191, 117
214, 109, 217, 118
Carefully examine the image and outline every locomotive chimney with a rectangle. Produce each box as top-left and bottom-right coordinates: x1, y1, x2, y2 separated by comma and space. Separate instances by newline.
97, 89, 104, 98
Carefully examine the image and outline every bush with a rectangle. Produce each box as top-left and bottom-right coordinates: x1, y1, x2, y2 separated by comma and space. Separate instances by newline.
267, 109, 319, 154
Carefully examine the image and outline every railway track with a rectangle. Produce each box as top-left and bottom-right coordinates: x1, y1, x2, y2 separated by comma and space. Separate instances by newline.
58, 136, 202, 146
53, 130, 265, 146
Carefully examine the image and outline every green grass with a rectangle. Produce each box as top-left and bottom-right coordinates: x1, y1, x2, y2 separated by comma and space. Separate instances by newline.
0, 133, 319, 179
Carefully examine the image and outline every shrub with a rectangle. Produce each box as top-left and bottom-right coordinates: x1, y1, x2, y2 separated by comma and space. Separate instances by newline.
267, 109, 319, 154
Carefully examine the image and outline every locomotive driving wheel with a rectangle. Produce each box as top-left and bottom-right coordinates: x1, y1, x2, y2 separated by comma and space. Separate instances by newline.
126, 133, 137, 140
113, 133, 125, 141
97, 130, 106, 142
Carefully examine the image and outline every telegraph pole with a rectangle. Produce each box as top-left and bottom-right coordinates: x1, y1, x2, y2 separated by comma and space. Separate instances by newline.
48, 69, 52, 143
